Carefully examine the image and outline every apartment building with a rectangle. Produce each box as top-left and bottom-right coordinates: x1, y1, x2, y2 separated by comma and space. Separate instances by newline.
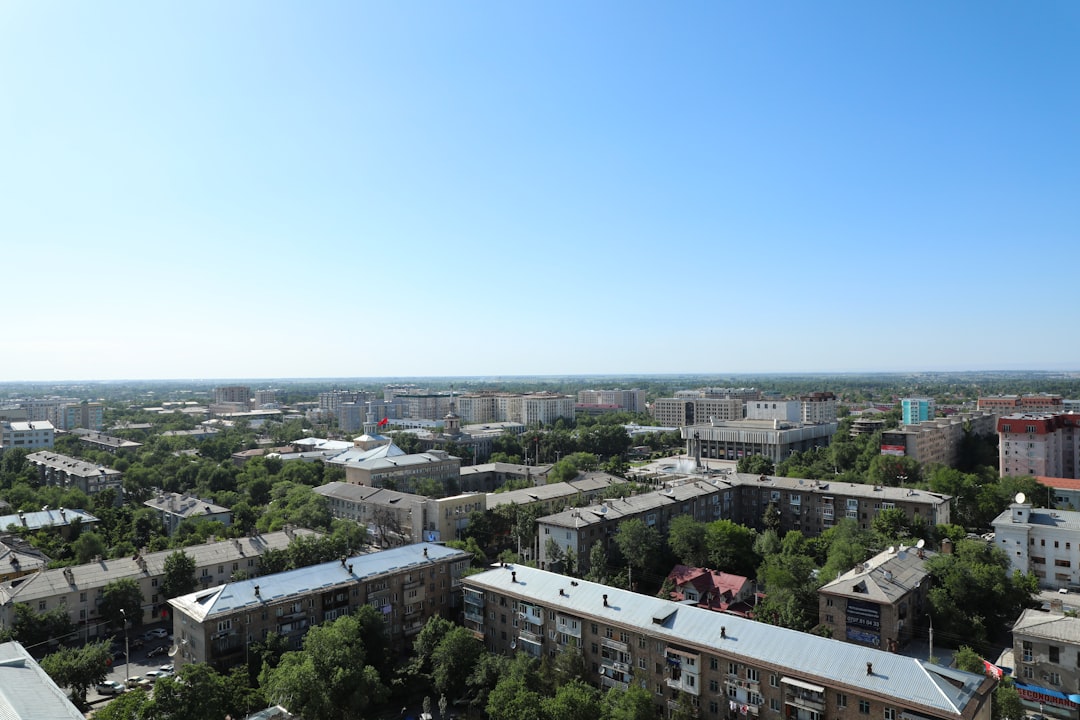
992, 500, 1080, 590
683, 419, 838, 464
901, 398, 935, 426
999, 413, 1080, 479
0, 537, 49, 582
462, 565, 993, 720
314, 481, 485, 544
536, 475, 950, 573
665, 566, 753, 614
0, 421, 55, 452
144, 492, 233, 536
746, 401, 801, 423
255, 389, 278, 407
1037, 477, 1080, 511
1010, 607, 1080, 719
0, 529, 319, 637
214, 386, 252, 406
800, 393, 839, 424
577, 389, 646, 414
25, 451, 123, 495
72, 429, 142, 454
652, 398, 744, 427
454, 392, 575, 426
459, 462, 552, 493
879, 411, 998, 468
817, 545, 933, 650
0, 508, 99, 539
168, 543, 471, 671
675, 388, 763, 401
979, 394, 1064, 413
485, 472, 628, 515
60, 402, 104, 431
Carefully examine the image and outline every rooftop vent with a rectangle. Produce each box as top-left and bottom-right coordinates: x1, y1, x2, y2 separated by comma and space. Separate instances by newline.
603, 594, 609, 607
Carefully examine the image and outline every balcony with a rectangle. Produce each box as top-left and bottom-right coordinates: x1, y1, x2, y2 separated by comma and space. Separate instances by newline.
518, 630, 543, 645
785, 691, 825, 712
464, 609, 484, 624
601, 638, 629, 653
601, 676, 629, 691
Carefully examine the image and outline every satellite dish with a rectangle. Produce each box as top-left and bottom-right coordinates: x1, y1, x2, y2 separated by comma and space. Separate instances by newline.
1016, 492, 1026, 505
167, 645, 178, 657
518, 611, 527, 619
888, 546, 896, 554
916, 539, 926, 549
509, 641, 517, 649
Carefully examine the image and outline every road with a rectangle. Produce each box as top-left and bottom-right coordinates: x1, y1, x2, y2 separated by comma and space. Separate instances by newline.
86, 628, 176, 705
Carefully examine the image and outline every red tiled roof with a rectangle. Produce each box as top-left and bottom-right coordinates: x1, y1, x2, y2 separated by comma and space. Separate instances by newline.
666, 565, 751, 612
1036, 476, 1080, 491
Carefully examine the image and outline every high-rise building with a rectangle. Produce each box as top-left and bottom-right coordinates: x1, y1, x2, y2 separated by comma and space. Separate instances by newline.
576, 389, 645, 413
213, 386, 251, 405
998, 413, 1080, 479
901, 398, 935, 426
651, 397, 743, 426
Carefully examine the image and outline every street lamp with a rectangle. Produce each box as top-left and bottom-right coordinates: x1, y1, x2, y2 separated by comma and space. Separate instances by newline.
119, 608, 130, 687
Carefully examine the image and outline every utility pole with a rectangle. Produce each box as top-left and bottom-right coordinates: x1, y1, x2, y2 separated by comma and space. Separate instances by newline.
120, 608, 130, 687
927, 614, 933, 663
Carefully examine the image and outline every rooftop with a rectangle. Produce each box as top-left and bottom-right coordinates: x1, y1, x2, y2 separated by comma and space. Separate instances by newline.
169, 542, 469, 622
819, 545, 934, 604
1012, 608, 1080, 644
0, 641, 84, 719
465, 565, 988, 718
0, 508, 99, 531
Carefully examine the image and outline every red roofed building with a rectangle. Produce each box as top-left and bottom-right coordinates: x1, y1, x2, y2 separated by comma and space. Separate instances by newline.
665, 565, 754, 614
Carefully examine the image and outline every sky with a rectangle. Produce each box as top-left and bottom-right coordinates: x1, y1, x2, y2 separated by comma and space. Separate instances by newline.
2, 2, 1078, 381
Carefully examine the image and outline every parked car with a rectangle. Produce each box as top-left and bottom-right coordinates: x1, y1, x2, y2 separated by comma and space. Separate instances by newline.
147, 645, 169, 658
131, 637, 144, 649
97, 680, 124, 695
158, 664, 175, 675
144, 628, 168, 639
125, 676, 144, 689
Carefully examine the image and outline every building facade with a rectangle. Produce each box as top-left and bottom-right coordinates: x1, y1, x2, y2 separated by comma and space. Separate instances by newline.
652, 398, 744, 427
0, 529, 319, 636
577, 389, 646, 414
168, 543, 471, 670
817, 546, 933, 651
144, 492, 233, 535
879, 411, 998, 468
462, 566, 993, 720
999, 413, 1080, 480
683, 419, 838, 464
0, 421, 55, 452
901, 399, 935, 426
26, 451, 123, 495
979, 395, 1064, 413
1010, 608, 1080, 720
992, 500, 1080, 589
341, 449, 462, 492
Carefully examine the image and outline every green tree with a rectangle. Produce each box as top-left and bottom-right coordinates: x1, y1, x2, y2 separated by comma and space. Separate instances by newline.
584, 543, 609, 584
994, 681, 1024, 720
431, 626, 485, 699
486, 656, 546, 720
161, 550, 197, 600
755, 531, 818, 631
89, 687, 152, 719
612, 518, 662, 591
39, 640, 112, 708
99, 578, 144, 632
544, 679, 602, 720
551, 638, 589, 688
147, 663, 240, 720
6, 602, 76, 647
261, 614, 389, 720
602, 682, 655, 720
412, 615, 456, 676
872, 507, 911, 543
465, 652, 510, 710
737, 454, 775, 475
952, 645, 984, 674
72, 531, 108, 564
667, 516, 708, 567
705, 519, 759, 577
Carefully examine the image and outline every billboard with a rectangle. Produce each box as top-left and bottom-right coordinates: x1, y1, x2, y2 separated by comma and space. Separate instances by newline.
881, 445, 906, 456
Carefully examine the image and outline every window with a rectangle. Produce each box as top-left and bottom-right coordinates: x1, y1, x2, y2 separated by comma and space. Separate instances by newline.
770, 699, 781, 712
1023, 641, 1033, 662
591, 623, 598, 635
1049, 672, 1061, 686
885, 709, 896, 720
859, 701, 871, 714
1022, 666, 1033, 679
710, 701, 719, 715
728, 662, 739, 676
837, 694, 847, 709
710, 658, 719, 671
709, 680, 719, 692
1050, 646, 1060, 663
746, 668, 759, 682
770, 674, 779, 688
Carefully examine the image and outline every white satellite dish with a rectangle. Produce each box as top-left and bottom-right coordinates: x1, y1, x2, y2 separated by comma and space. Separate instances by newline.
509, 641, 517, 649
916, 539, 926, 549
1016, 492, 1026, 505
518, 611, 527, 619
167, 645, 178, 657
888, 546, 896, 554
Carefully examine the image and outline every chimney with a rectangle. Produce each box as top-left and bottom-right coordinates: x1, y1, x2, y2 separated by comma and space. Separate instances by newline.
254, 585, 260, 598
603, 594, 609, 607
1050, 598, 1065, 615
720, 626, 726, 639
423, 547, 428, 558
940, 538, 953, 555
559, 588, 566, 596
866, 662, 873, 676
511, 571, 517, 583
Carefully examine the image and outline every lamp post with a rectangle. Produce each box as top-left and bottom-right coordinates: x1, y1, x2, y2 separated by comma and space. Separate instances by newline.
119, 608, 130, 687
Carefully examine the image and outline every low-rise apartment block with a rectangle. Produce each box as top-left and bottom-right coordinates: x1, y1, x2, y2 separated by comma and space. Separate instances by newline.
169, 543, 471, 670
144, 492, 233, 535
979, 394, 1064, 413
341, 449, 462, 493
486, 472, 628, 516
1010, 607, 1080, 720
459, 462, 552, 493
462, 565, 993, 720
26, 451, 123, 495
0, 528, 319, 637
537, 474, 950, 573
0, 421, 55, 452
314, 481, 485, 544
817, 545, 933, 651
72, 429, 142, 454
0, 508, 99, 538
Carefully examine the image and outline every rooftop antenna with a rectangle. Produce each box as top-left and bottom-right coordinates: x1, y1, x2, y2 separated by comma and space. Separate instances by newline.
1015, 492, 1026, 505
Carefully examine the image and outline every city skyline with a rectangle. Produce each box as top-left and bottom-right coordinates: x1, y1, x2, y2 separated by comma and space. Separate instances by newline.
3, 3, 1078, 382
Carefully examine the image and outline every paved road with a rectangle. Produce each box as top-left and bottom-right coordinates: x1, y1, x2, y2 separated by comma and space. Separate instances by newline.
86, 630, 176, 705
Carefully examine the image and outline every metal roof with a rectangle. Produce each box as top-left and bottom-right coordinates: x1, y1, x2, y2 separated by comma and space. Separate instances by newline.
169, 543, 469, 622
0, 641, 84, 719
464, 565, 987, 718
0, 508, 99, 532
1013, 608, 1080, 644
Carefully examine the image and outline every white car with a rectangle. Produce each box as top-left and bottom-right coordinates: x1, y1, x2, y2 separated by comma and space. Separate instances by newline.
97, 680, 124, 695
158, 664, 175, 675
144, 628, 169, 639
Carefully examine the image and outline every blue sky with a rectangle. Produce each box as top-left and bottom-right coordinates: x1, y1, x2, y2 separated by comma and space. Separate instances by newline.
2, 2, 1078, 381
